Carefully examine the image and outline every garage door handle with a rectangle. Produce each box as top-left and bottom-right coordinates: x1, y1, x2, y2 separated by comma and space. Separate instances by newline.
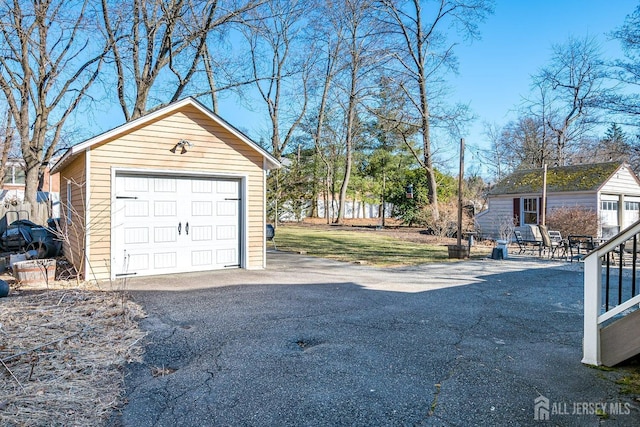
178, 222, 182, 235
185, 222, 189, 235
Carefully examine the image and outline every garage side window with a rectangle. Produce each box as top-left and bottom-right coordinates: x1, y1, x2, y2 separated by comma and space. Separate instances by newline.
66, 180, 72, 224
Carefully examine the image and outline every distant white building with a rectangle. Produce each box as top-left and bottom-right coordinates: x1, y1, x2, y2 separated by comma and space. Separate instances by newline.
277, 197, 393, 222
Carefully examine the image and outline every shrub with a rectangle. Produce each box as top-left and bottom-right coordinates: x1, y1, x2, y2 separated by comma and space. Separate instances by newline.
420, 201, 474, 237
546, 206, 599, 237
497, 214, 517, 241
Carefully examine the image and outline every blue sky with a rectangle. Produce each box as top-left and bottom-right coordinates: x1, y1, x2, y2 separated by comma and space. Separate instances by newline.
451, 0, 638, 168
84, 1, 639, 176
214, 0, 640, 174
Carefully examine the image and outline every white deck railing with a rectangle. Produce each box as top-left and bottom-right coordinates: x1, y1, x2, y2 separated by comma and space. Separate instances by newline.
583, 219, 640, 365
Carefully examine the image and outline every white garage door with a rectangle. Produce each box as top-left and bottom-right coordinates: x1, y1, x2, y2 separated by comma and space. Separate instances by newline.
112, 174, 241, 277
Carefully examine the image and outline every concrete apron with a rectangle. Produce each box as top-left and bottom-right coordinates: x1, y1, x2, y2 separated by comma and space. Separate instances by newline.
123, 250, 580, 293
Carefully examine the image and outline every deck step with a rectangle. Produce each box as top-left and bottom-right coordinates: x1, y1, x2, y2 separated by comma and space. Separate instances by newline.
600, 308, 640, 366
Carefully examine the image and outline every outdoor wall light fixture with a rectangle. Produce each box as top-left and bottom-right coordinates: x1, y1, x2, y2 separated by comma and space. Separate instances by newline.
170, 139, 192, 154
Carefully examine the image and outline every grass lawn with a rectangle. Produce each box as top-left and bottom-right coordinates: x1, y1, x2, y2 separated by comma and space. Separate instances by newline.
273, 225, 491, 267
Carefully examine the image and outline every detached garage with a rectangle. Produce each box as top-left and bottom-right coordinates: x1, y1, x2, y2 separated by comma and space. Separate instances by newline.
50, 97, 280, 281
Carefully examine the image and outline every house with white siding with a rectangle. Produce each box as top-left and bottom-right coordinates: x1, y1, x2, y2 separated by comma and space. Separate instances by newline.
475, 162, 640, 240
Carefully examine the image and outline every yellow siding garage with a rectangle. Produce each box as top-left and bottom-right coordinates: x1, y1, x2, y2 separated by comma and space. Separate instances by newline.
51, 98, 279, 281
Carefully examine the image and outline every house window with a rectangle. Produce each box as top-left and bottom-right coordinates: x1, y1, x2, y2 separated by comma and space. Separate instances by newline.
523, 197, 538, 224
2, 164, 25, 185
624, 201, 640, 226
600, 200, 619, 236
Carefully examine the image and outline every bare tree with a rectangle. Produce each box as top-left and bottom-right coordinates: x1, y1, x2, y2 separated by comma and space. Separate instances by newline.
241, 0, 310, 159
304, 6, 344, 223
331, 0, 384, 224
607, 4, 640, 124
482, 122, 509, 181
531, 36, 604, 165
239, 0, 315, 225
0, 109, 15, 186
0, 0, 108, 218
500, 116, 551, 169
379, 0, 494, 221
100, 0, 263, 121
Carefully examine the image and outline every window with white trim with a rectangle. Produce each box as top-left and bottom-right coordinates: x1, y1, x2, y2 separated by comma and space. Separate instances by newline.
523, 197, 538, 224
2, 164, 25, 185
601, 200, 618, 211
625, 201, 640, 226
600, 200, 619, 229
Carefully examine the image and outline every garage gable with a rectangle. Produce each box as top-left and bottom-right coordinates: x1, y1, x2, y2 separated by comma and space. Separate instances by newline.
51, 97, 279, 174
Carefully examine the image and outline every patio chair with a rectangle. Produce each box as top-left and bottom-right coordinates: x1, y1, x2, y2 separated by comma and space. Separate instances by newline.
538, 225, 562, 259
548, 229, 568, 260
614, 237, 640, 266
568, 235, 595, 262
513, 229, 542, 255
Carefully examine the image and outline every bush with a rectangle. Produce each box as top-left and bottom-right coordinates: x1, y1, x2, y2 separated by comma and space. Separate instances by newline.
418, 201, 474, 237
496, 214, 516, 241
546, 206, 599, 237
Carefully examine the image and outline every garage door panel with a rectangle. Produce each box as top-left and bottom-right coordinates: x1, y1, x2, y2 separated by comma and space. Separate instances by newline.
124, 227, 149, 244
192, 180, 213, 193
216, 225, 236, 240
128, 253, 150, 271
154, 177, 177, 192
125, 200, 149, 217
217, 180, 237, 194
154, 252, 177, 269
154, 226, 178, 243
190, 225, 212, 241
217, 201, 237, 216
216, 249, 236, 265
191, 250, 213, 266
191, 201, 213, 216
114, 174, 241, 278
122, 176, 149, 192
154, 201, 177, 216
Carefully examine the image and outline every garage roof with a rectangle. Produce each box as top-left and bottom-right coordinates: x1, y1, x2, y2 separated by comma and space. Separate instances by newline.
51, 97, 281, 174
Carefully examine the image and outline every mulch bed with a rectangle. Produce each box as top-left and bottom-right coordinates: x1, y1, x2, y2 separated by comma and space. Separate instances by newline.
0, 282, 146, 426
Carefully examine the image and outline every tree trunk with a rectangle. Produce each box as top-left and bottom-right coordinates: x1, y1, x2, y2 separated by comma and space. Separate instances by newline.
0, 110, 12, 185
23, 163, 40, 220
415, 2, 439, 222
336, 135, 353, 224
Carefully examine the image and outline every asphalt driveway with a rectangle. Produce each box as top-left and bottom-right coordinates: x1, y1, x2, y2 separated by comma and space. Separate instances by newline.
110, 252, 639, 426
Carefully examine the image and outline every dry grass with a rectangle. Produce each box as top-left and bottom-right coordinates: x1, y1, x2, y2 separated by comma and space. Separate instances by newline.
0, 283, 146, 426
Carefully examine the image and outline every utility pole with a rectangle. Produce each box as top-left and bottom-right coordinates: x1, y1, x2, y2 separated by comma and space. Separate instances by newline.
457, 138, 465, 248
541, 163, 547, 226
